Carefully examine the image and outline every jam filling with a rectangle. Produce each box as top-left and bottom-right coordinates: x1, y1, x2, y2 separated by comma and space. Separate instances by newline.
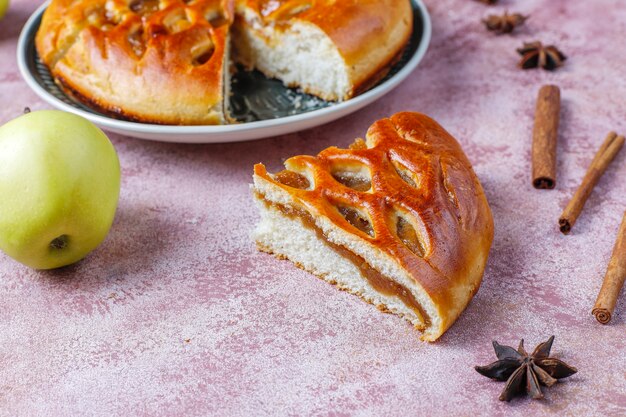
337, 206, 375, 237
396, 216, 425, 257
274, 170, 310, 189
331, 171, 371, 192
258, 193, 430, 327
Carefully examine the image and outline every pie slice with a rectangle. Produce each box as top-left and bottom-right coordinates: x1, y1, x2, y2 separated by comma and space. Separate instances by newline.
252, 112, 494, 341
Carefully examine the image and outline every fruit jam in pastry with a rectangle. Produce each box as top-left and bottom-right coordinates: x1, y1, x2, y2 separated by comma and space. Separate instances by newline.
252, 112, 494, 341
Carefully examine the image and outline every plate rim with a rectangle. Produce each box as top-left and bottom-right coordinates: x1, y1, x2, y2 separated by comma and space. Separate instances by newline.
17, 0, 432, 143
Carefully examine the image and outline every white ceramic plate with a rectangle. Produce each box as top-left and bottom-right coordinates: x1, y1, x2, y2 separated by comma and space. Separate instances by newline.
17, 1, 431, 144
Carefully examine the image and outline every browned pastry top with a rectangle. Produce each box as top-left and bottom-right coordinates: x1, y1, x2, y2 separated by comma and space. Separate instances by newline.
255, 112, 494, 318
36, 0, 235, 124
38, 0, 234, 69
37, 0, 412, 122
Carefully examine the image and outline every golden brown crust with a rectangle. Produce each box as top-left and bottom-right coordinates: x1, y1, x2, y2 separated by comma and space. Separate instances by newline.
36, 0, 412, 122
254, 112, 494, 338
36, 0, 234, 125
240, 0, 413, 99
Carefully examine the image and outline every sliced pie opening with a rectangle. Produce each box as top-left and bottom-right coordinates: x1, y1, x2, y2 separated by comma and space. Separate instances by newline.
253, 192, 431, 331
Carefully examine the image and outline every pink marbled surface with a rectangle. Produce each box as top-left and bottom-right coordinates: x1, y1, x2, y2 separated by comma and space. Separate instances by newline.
1, 0, 626, 415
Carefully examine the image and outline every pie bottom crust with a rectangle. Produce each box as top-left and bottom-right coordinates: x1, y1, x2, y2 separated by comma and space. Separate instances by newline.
254, 193, 430, 331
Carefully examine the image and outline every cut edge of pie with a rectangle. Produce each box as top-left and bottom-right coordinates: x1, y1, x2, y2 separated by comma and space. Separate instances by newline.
252, 177, 437, 333
233, 0, 413, 101
251, 112, 494, 341
35, 0, 413, 125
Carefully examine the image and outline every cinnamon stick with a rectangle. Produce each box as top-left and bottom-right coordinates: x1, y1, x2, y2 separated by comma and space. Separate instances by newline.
559, 132, 625, 234
532, 85, 560, 189
592, 212, 626, 324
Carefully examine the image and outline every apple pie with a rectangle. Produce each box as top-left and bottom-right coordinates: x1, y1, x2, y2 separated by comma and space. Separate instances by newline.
35, 0, 413, 125
252, 112, 494, 341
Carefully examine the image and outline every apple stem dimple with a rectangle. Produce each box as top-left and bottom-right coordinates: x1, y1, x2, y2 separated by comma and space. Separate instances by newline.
49, 235, 69, 250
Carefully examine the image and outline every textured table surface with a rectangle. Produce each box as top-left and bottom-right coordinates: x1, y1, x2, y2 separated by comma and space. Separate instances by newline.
1, 1, 625, 416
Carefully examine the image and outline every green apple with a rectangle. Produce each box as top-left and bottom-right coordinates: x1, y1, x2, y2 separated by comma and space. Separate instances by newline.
0, 110, 120, 270
0, 0, 9, 20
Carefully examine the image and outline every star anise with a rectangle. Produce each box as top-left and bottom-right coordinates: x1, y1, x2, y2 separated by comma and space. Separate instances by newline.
517, 42, 566, 71
475, 336, 578, 401
483, 12, 528, 34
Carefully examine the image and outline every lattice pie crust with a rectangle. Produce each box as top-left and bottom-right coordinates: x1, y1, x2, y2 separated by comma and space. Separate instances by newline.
252, 112, 494, 341
35, 0, 413, 124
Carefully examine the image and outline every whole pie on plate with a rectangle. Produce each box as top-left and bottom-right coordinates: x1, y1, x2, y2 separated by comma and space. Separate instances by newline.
35, 0, 413, 125
252, 112, 494, 341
